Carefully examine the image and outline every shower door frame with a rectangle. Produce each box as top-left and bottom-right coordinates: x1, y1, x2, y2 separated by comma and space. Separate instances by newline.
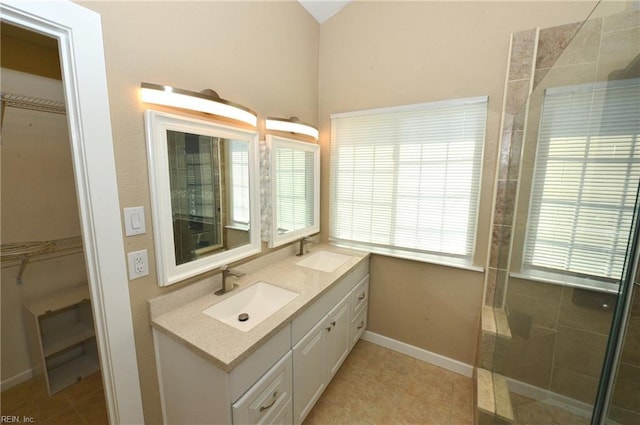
0, 1, 144, 423
592, 183, 640, 424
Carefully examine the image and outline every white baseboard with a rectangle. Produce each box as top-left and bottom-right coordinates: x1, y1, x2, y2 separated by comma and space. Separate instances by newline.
360, 331, 593, 419
361, 330, 474, 377
1, 368, 33, 392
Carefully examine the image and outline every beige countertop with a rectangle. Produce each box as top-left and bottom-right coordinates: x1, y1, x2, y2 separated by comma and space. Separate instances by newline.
149, 244, 369, 372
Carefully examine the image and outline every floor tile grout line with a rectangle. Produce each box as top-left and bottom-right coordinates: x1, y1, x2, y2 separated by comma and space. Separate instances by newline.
62, 390, 90, 425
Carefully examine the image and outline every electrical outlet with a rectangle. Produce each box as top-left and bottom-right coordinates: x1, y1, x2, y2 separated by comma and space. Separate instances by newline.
127, 249, 149, 280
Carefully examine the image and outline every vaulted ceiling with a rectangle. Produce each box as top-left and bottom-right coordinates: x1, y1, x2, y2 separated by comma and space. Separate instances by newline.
298, 0, 351, 23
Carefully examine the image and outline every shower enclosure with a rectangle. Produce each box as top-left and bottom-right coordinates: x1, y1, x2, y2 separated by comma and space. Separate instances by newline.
481, 1, 640, 424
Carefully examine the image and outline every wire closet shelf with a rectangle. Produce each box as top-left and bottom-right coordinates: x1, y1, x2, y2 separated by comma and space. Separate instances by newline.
0, 92, 66, 115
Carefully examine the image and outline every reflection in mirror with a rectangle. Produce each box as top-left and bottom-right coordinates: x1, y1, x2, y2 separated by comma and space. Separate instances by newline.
167, 130, 222, 265
145, 111, 260, 286
265, 135, 319, 248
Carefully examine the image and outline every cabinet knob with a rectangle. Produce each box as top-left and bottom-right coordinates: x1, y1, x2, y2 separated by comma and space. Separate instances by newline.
326, 326, 332, 332
357, 321, 364, 330
331, 320, 336, 327
358, 293, 366, 301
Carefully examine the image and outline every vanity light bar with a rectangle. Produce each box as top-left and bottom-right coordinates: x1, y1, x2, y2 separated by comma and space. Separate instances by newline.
265, 117, 319, 140
140, 83, 257, 127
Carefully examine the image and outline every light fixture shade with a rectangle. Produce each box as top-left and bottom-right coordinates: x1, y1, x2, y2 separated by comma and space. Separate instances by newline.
265, 117, 319, 140
140, 83, 257, 127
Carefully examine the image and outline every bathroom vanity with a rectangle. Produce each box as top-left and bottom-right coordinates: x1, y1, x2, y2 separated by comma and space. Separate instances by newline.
150, 245, 369, 425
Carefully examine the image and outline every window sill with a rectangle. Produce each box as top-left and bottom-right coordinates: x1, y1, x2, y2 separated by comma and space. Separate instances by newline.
226, 223, 249, 231
329, 240, 484, 273
510, 270, 619, 294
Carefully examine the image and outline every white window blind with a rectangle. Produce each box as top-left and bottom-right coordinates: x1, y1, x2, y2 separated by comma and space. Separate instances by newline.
230, 140, 250, 225
525, 79, 640, 282
330, 97, 487, 261
275, 148, 314, 233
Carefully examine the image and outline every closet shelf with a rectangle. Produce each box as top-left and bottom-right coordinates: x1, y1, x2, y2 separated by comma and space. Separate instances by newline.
1, 92, 66, 115
1, 236, 83, 284
42, 322, 95, 357
23, 285, 99, 396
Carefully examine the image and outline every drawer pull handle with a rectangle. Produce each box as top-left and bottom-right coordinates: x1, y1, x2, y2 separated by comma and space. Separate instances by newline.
357, 293, 366, 301
259, 391, 278, 412
357, 321, 364, 330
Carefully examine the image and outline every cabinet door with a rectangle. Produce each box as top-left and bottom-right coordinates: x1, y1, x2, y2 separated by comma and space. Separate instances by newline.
292, 321, 325, 425
350, 308, 367, 349
324, 296, 350, 381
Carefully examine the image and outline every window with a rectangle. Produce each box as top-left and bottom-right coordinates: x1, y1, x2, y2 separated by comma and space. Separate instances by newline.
229, 140, 250, 225
525, 79, 640, 283
275, 146, 315, 233
330, 97, 487, 265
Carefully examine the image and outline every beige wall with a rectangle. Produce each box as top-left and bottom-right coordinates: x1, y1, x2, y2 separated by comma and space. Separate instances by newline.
318, 1, 598, 366
77, 1, 318, 422
0, 69, 88, 384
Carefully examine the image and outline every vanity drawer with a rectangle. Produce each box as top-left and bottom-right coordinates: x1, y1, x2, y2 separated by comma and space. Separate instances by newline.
233, 351, 292, 425
350, 275, 369, 316
350, 308, 367, 348
266, 398, 292, 425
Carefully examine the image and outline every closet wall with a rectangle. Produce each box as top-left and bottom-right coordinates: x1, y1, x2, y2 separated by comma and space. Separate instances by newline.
1, 33, 88, 389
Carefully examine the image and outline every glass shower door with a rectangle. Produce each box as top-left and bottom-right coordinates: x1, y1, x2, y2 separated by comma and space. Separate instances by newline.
484, 2, 640, 424
597, 199, 640, 424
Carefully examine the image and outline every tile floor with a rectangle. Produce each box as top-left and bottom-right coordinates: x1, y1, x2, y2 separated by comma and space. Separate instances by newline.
0, 372, 108, 425
1, 341, 473, 425
303, 340, 474, 425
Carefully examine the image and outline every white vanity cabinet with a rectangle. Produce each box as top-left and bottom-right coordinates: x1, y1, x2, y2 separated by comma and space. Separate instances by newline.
291, 264, 369, 425
324, 296, 350, 380
291, 295, 351, 425
154, 325, 292, 425
152, 253, 370, 425
291, 317, 326, 423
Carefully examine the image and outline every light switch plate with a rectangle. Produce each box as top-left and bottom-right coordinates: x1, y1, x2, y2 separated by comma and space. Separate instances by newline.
124, 206, 146, 236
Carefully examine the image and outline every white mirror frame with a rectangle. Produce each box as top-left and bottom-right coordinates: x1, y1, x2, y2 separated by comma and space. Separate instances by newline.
145, 110, 261, 286
265, 135, 320, 248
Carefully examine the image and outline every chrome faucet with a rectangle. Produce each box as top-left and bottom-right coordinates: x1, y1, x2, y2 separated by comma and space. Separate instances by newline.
296, 237, 313, 256
215, 265, 245, 295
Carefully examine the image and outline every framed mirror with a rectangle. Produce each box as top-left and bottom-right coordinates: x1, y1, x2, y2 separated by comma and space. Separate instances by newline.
265, 135, 320, 248
145, 110, 260, 286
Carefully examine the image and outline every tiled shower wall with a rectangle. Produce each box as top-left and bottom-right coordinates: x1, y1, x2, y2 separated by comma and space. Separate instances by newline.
610, 288, 640, 424
484, 26, 538, 308
484, 8, 640, 417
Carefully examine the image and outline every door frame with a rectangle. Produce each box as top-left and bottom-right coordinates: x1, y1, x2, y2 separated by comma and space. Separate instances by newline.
0, 1, 144, 423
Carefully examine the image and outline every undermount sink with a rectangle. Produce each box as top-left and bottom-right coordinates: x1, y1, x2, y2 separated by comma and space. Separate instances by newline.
202, 282, 298, 332
296, 251, 353, 273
